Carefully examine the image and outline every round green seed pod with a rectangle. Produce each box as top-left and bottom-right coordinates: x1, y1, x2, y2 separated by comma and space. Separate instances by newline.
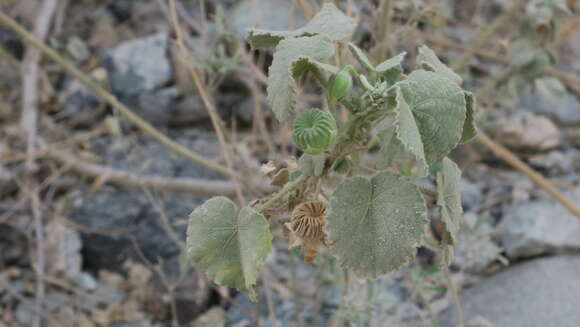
328, 68, 352, 101
293, 109, 338, 154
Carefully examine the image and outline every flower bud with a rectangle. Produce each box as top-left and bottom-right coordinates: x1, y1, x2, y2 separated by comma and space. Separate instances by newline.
328, 68, 352, 101
293, 109, 338, 155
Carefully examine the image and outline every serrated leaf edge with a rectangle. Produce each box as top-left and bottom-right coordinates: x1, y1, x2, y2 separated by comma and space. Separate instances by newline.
325, 172, 429, 279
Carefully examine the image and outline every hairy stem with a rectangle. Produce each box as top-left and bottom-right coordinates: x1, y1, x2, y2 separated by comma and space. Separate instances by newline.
257, 175, 308, 213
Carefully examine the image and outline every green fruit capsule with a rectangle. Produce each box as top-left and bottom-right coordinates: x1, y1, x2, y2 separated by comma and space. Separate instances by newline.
293, 109, 338, 155
328, 68, 352, 101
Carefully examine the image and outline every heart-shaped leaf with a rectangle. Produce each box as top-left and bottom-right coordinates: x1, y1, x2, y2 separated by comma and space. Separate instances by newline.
186, 197, 272, 299
326, 171, 428, 278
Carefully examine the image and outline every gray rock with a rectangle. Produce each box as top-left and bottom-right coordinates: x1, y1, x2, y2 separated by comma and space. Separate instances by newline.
528, 150, 576, 175
493, 112, 561, 152
45, 292, 70, 312
103, 33, 172, 96
498, 189, 580, 259
521, 87, 580, 125
15, 302, 35, 326
68, 130, 222, 271
0, 224, 28, 267
461, 180, 482, 211
439, 255, 580, 327
73, 272, 99, 291
229, 0, 306, 38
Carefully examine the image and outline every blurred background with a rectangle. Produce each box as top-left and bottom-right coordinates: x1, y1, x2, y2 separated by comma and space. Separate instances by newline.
1, 0, 580, 326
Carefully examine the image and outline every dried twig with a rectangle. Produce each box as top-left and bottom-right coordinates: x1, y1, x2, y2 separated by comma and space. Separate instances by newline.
0, 10, 239, 180
19, 2, 59, 327
43, 146, 258, 196
477, 133, 580, 219
167, 0, 246, 206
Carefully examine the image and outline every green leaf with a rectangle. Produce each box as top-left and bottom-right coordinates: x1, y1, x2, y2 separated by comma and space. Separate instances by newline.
247, 29, 294, 49
397, 70, 466, 164
376, 90, 427, 177
186, 197, 272, 299
393, 86, 428, 176
460, 91, 477, 143
508, 39, 535, 67
416, 45, 462, 85
348, 43, 376, 72
247, 3, 356, 49
267, 35, 334, 122
298, 153, 327, 177
326, 171, 428, 278
436, 158, 463, 245
348, 43, 406, 83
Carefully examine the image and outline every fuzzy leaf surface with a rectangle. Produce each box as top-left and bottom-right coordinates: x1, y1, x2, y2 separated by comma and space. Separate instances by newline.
461, 91, 477, 143
247, 3, 356, 49
267, 36, 334, 122
416, 45, 462, 85
186, 197, 272, 298
436, 158, 463, 245
398, 70, 466, 164
326, 172, 428, 278
348, 43, 406, 82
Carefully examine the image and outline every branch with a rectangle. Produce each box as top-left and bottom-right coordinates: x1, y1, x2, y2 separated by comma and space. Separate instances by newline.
43, 147, 253, 196
0, 10, 239, 180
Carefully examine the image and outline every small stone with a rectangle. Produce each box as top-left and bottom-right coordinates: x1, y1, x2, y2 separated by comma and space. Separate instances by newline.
498, 189, 580, 259
73, 272, 99, 291
494, 113, 560, 152
103, 33, 172, 96
521, 87, 580, 125
45, 292, 70, 312
15, 302, 35, 326
439, 256, 580, 327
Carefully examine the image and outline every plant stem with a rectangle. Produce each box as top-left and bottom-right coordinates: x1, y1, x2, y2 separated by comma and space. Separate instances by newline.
257, 175, 307, 213
440, 248, 464, 327
0, 10, 239, 180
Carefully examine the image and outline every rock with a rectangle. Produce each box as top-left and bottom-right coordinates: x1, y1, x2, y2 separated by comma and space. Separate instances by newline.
103, 33, 172, 96
0, 224, 28, 267
73, 272, 99, 291
68, 130, 222, 271
229, 0, 306, 39
107, 0, 135, 22
0, 26, 23, 59
15, 302, 35, 326
528, 150, 576, 175
45, 292, 70, 312
498, 189, 580, 259
461, 180, 483, 211
127, 87, 180, 125
521, 87, 580, 125
439, 255, 580, 327
494, 113, 561, 152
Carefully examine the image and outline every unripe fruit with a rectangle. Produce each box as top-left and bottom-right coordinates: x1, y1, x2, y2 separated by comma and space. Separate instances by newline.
293, 109, 338, 155
328, 68, 352, 101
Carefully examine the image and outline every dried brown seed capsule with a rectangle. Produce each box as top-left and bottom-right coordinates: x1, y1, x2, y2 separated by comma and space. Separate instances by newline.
290, 201, 327, 240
